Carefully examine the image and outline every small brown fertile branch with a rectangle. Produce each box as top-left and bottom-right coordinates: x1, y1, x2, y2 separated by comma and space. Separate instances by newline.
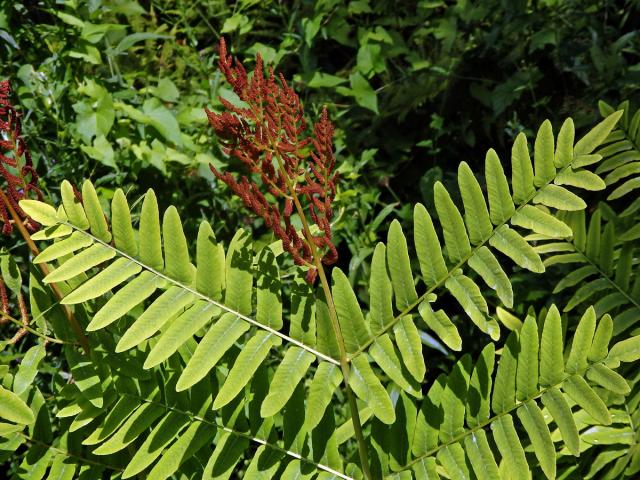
206, 38, 338, 283
0, 80, 43, 234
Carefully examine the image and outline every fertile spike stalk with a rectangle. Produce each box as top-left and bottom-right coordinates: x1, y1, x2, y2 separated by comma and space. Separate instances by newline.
207, 38, 372, 478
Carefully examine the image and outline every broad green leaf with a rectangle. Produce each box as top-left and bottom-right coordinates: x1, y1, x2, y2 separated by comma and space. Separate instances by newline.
586, 363, 630, 395
512, 133, 535, 204
434, 182, 471, 263
412, 457, 438, 480
121, 411, 186, 478
608, 177, 640, 200
606, 335, 640, 367
332, 267, 371, 353
93, 403, 165, 455
458, 161, 492, 244
19, 200, 58, 226
516, 316, 539, 401
566, 307, 596, 374
116, 286, 195, 352
0, 385, 35, 424
413, 374, 446, 455
369, 243, 394, 333
139, 189, 164, 271
485, 149, 515, 224
369, 334, 421, 397
147, 422, 216, 480
13, 344, 46, 395
539, 305, 564, 386
34, 231, 93, 264
439, 355, 472, 442
67, 349, 103, 408
492, 331, 519, 413
196, 221, 225, 300
256, 248, 282, 330
418, 300, 461, 351
202, 432, 248, 479
243, 445, 282, 479
574, 110, 623, 156
562, 375, 611, 425
414, 203, 448, 287
290, 275, 316, 346
303, 363, 342, 431
224, 229, 253, 315
44, 243, 115, 283
491, 414, 529, 480
144, 301, 218, 368
261, 347, 315, 417
489, 225, 544, 272
468, 246, 513, 307
464, 430, 500, 480
88, 271, 160, 331
31, 223, 73, 240
350, 355, 395, 424
62, 258, 141, 304
394, 316, 425, 382
177, 313, 249, 391
387, 220, 418, 309
588, 314, 612, 362
555, 169, 605, 190
163, 206, 192, 283
533, 185, 586, 211
554, 118, 574, 167
111, 188, 137, 256
445, 274, 498, 340
437, 443, 469, 480
512, 205, 572, 238
83, 396, 142, 445
517, 401, 556, 480
213, 331, 280, 409
541, 387, 579, 456
61, 180, 89, 229
47, 454, 76, 480
466, 343, 495, 427
82, 180, 111, 242
534, 120, 556, 186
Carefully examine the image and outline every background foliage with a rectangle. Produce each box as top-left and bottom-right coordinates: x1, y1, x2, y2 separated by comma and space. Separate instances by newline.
1, 0, 640, 478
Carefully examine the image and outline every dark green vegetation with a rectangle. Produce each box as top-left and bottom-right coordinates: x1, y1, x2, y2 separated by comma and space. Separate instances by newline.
1, 1, 640, 479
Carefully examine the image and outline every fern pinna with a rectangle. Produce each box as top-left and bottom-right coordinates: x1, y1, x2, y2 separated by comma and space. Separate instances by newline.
3, 43, 640, 479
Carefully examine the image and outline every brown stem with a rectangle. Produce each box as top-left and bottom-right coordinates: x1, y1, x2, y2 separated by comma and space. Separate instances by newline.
0, 190, 90, 354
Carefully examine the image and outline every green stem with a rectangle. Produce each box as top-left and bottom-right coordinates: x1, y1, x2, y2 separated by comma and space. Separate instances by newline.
271, 151, 372, 480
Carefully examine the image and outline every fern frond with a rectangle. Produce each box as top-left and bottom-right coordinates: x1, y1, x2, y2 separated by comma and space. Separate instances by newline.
377, 306, 640, 479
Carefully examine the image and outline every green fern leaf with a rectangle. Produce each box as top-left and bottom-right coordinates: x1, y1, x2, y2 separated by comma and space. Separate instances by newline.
387, 220, 418, 309
458, 161, 492, 244
534, 120, 555, 186
468, 246, 513, 307
540, 387, 579, 456
61, 179, 89, 229
162, 206, 193, 284
413, 204, 448, 287
44, 243, 115, 283
111, 188, 137, 256
369, 243, 394, 333
516, 316, 539, 401
517, 401, 556, 480
418, 300, 462, 351
554, 118, 574, 167
350, 355, 395, 424
574, 110, 624, 155
562, 375, 611, 425
491, 414, 529, 479
566, 307, 596, 374
512, 205, 572, 238
62, 258, 141, 304
33, 231, 93, 263
303, 363, 342, 432
393, 316, 425, 383
464, 430, 500, 480
434, 182, 471, 263
0, 385, 35, 424
176, 313, 249, 391
485, 149, 515, 224
116, 286, 195, 352
213, 331, 281, 409
87, 271, 161, 331
261, 347, 315, 417
539, 305, 564, 386
82, 180, 112, 242
533, 185, 586, 210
